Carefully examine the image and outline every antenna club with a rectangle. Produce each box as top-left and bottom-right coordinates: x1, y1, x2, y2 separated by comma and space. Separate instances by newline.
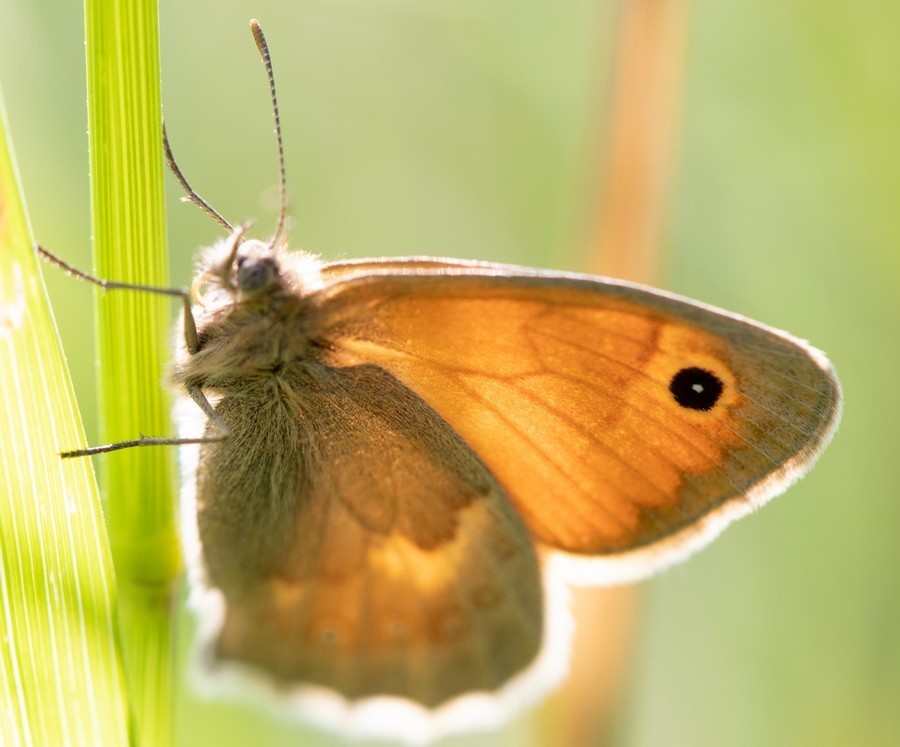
250, 19, 265, 53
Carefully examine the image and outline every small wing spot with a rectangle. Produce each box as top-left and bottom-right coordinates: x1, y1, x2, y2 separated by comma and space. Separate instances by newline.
306, 617, 347, 648
473, 584, 501, 609
321, 627, 339, 646
669, 367, 724, 411
433, 608, 470, 643
491, 534, 518, 562
385, 619, 409, 643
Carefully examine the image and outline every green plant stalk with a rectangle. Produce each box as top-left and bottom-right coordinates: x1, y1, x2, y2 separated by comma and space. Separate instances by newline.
84, 0, 181, 745
0, 92, 130, 745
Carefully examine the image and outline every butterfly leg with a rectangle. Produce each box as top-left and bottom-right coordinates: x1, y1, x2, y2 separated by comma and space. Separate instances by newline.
56, 384, 230, 458
35, 243, 200, 352
36, 244, 227, 457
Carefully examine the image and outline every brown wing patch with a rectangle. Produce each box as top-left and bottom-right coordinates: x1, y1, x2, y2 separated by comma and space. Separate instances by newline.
194, 364, 542, 706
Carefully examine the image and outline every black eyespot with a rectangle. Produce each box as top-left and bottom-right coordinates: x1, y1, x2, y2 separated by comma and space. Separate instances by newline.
669, 367, 724, 411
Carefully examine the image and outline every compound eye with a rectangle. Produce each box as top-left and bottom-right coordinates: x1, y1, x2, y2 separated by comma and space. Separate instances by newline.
236, 257, 277, 294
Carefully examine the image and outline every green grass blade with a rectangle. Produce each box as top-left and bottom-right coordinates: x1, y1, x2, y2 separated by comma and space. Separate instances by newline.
0, 91, 130, 746
84, 0, 181, 744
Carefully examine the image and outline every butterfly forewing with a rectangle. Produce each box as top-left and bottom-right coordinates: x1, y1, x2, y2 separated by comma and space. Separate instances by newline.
314, 263, 841, 571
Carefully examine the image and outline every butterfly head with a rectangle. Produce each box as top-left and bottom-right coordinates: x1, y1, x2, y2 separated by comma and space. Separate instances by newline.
193, 224, 291, 305
233, 240, 281, 298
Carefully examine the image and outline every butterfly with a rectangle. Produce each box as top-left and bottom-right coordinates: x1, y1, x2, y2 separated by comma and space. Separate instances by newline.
42, 18, 842, 743
171, 230, 840, 717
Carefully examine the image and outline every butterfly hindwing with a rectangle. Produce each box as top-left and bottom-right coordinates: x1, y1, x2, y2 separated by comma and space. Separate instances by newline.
193, 361, 543, 706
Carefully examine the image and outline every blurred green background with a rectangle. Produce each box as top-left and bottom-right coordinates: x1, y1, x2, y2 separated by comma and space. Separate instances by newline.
1, 1, 897, 745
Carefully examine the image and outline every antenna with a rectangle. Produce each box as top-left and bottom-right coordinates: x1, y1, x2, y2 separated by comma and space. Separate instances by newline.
250, 19, 287, 251
163, 121, 235, 233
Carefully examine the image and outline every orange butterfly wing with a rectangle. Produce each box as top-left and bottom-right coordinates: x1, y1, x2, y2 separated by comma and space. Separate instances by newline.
314, 261, 842, 577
